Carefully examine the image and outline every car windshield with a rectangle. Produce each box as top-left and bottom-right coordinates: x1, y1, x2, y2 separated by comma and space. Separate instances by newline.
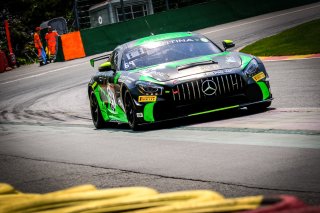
121, 36, 221, 70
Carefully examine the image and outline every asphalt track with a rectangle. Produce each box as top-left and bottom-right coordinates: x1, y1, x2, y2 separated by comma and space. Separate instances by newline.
1, 2, 320, 205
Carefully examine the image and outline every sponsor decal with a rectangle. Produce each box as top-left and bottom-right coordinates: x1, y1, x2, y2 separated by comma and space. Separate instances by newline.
182, 64, 219, 74
117, 99, 125, 111
223, 69, 234, 73
202, 69, 234, 77
151, 71, 170, 80
142, 67, 156, 73
136, 113, 143, 118
200, 38, 209, 42
172, 89, 180, 95
211, 70, 227, 75
201, 80, 217, 96
162, 38, 196, 45
124, 61, 136, 69
121, 76, 135, 84
140, 37, 211, 47
126, 48, 145, 60
225, 56, 237, 64
106, 85, 116, 111
138, 96, 157, 102
199, 64, 220, 71
252, 72, 266, 82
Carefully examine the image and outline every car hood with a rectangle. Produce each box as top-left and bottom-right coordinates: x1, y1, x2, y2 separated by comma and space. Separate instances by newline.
133, 52, 249, 82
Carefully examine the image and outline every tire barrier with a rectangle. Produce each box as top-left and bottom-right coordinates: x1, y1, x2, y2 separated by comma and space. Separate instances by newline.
1, 183, 319, 213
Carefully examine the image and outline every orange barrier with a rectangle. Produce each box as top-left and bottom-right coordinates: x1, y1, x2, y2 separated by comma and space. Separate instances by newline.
60, 31, 86, 61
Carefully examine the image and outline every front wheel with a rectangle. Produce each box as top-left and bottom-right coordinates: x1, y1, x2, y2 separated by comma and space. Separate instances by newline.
124, 90, 140, 130
89, 90, 105, 129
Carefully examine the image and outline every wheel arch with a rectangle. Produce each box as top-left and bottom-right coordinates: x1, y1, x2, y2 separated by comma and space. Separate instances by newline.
88, 86, 93, 97
120, 83, 130, 102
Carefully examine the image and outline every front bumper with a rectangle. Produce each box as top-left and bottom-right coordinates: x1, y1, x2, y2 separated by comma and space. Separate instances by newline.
134, 73, 272, 124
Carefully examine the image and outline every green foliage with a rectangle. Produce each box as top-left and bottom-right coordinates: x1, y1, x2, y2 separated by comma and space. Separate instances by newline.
240, 19, 320, 56
1, 0, 74, 65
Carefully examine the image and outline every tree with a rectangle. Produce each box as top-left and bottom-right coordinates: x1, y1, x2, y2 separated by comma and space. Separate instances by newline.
1, 0, 74, 65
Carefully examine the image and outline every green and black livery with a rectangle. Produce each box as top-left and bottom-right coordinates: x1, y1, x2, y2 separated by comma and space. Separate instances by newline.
88, 32, 272, 130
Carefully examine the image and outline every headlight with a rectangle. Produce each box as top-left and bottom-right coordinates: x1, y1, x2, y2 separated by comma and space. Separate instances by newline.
243, 59, 259, 77
136, 81, 163, 95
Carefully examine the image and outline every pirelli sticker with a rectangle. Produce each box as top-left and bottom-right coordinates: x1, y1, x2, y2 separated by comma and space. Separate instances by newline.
252, 72, 266, 82
138, 96, 157, 102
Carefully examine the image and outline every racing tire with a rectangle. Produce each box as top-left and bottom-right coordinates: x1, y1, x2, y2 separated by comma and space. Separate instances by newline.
247, 101, 272, 112
124, 90, 140, 131
89, 91, 105, 129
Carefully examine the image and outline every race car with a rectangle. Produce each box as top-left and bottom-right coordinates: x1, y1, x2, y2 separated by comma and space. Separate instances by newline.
88, 32, 272, 130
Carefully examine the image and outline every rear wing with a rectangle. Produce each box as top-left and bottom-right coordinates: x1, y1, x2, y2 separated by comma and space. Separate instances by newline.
90, 54, 111, 67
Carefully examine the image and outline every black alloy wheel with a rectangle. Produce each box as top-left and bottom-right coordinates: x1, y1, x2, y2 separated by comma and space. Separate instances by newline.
124, 90, 139, 130
89, 91, 105, 129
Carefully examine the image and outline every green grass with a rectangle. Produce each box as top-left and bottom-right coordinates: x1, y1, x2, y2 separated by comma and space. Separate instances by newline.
240, 19, 320, 56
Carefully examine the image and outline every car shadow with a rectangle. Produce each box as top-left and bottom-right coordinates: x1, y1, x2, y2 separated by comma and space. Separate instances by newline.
110, 107, 276, 132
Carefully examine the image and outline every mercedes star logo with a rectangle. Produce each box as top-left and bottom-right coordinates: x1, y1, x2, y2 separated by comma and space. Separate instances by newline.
201, 80, 217, 96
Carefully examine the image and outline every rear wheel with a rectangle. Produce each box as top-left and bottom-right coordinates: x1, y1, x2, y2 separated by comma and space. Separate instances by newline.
247, 101, 272, 112
89, 91, 105, 129
124, 90, 140, 130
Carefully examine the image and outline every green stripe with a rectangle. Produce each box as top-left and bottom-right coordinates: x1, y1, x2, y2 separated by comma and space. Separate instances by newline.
95, 85, 128, 123
94, 86, 109, 121
257, 82, 270, 100
143, 103, 155, 122
188, 105, 239, 117
109, 105, 128, 123
138, 75, 165, 85
240, 54, 253, 69
114, 72, 121, 84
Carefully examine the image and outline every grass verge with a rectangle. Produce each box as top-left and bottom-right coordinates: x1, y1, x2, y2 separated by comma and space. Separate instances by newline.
240, 19, 320, 56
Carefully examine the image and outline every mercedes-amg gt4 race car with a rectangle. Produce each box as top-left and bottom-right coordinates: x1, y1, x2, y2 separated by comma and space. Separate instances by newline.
88, 32, 272, 130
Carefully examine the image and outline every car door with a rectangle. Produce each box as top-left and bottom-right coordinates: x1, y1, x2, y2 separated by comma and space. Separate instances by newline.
94, 50, 117, 118
97, 48, 127, 121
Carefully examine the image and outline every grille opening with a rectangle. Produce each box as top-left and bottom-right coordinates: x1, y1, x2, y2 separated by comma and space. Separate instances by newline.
172, 74, 245, 103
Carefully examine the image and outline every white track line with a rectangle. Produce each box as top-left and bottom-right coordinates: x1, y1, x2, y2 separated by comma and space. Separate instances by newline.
202, 4, 320, 35
0, 62, 88, 85
262, 57, 320, 62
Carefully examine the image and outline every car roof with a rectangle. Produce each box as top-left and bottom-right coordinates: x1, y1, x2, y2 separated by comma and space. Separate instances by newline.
119, 32, 202, 51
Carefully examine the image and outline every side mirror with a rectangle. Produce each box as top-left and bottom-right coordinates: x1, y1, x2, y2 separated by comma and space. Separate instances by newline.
222, 40, 235, 51
98, 61, 112, 72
